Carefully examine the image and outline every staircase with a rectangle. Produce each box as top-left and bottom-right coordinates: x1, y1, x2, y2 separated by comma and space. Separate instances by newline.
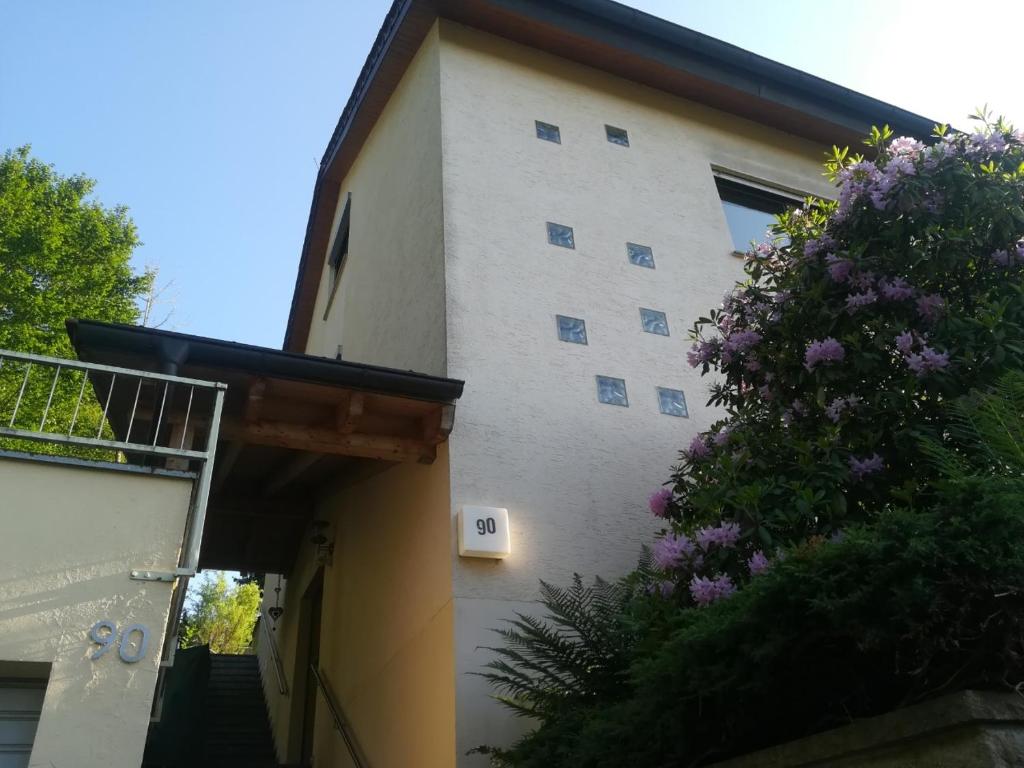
202, 653, 280, 767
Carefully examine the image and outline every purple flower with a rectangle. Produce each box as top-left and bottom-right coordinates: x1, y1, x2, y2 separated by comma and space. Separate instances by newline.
889, 136, 924, 158
879, 277, 914, 301
648, 488, 672, 518
804, 235, 835, 259
845, 289, 878, 313
917, 293, 946, 322
689, 574, 736, 606
696, 522, 742, 550
805, 338, 845, 371
748, 550, 770, 576
969, 131, 1007, 156
992, 243, 1024, 267
895, 330, 915, 354
905, 345, 950, 377
652, 533, 697, 570
687, 435, 711, 460
712, 428, 731, 447
723, 329, 763, 358
825, 254, 854, 283
824, 395, 860, 422
687, 339, 719, 367
849, 453, 884, 481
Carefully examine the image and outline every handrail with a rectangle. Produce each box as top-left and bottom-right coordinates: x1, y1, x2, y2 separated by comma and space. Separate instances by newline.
310, 664, 367, 768
260, 616, 289, 695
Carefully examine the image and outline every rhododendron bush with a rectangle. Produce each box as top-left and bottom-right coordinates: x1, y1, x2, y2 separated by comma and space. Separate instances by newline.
476, 118, 1024, 767
654, 117, 1024, 605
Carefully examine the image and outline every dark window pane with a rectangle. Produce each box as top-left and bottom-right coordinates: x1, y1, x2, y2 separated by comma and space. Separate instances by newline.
535, 121, 561, 143
627, 242, 655, 268
596, 376, 628, 406
546, 222, 575, 249
605, 125, 629, 146
640, 308, 669, 336
715, 176, 792, 252
556, 315, 587, 344
657, 388, 689, 417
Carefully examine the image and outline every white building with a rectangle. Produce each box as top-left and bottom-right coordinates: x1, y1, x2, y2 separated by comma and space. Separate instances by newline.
1, 1, 936, 767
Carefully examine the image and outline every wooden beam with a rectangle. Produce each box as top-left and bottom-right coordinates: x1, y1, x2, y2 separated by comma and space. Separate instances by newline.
264, 452, 325, 496
221, 419, 435, 463
336, 392, 364, 434
422, 404, 455, 445
245, 378, 267, 423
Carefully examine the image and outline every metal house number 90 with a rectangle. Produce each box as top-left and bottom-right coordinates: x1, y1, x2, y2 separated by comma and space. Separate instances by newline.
89, 620, 150, 664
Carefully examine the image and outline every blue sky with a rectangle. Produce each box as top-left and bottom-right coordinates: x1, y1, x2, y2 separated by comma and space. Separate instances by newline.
3, 1, 1022, 349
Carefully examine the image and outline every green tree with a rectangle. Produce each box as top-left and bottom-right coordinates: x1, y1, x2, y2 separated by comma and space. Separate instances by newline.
0, 145, 150, 357
179, 572, 262, 655
0, 146, 151, 451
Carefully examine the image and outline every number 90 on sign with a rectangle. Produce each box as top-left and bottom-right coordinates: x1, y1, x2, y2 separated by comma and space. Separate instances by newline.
458, 506, 511, 559
89, 620, 150, 663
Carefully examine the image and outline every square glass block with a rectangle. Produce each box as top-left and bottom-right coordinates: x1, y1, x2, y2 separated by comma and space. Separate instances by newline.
546, 222, 575, 249
640, 308, 669, 336
605, 125, 629, 146
657, 387, 689, 417
556, 315, 587, 344
596, 376, 628, 407
535, 120, 561, 143
627, 242, 655, 268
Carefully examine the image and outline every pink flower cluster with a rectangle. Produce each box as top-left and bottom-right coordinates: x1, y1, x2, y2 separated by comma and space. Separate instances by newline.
747, 550, 770, 576
686, 435, 711, 460
804, 338, 845, 371
648, 488, 673, 518
916, 293, 946, 323
825, 254, 854, 283
825, 395, 860, 423
687, 339, 720, 368
878, 277, 914, 301
848, 453, 884, 481
652, 533, 697, 570
992, 241, 1024, 267
845, 289, 877, 313
896, 331, 949, 377
689, 574, 736, 606
696, 522, 741, 550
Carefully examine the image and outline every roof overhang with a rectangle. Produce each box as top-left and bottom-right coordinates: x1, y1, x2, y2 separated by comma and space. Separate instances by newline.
68, 319, 464, 572
283, 0, 937, 352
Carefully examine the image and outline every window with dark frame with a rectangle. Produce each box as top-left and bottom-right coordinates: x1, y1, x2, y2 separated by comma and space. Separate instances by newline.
640, 308, 669, 336
546, 222, 575, 249
596, 376, 628, 407
627, 242, 655, 268
714, 176, 793, 254
556, 315, 587, 344
322, 192, 352, 319
657, 387, 689, 417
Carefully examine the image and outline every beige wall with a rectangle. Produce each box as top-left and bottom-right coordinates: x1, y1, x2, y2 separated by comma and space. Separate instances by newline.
0, 454, 193, 768
435, 21, 835, 763
259, 449, 455, 768
305, 23, 447, 377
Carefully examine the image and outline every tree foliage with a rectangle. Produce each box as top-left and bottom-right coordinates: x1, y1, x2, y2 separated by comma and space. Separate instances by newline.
0, 145, 151, 454
179, 572, 262, 655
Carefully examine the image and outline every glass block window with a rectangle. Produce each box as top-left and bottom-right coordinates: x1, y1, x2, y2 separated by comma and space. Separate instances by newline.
715, 176, 794, 253
640, 308, 669, 336
556, 315, 587, 344
546, 222, 575, 249
596, 376, 628, 407
605, 125, 629, 146
627, 242, 655, 268
657, 387, 689, 417
535, 121, 561, 143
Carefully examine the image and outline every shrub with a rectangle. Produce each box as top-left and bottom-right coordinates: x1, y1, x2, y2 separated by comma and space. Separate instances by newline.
480, 374, 1024, 767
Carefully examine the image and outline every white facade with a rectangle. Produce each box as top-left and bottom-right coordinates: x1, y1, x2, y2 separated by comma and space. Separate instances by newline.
293, 18, 842, 766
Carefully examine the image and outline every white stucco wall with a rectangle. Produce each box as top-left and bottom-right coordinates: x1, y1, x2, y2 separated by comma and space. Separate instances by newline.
305, 23, 447, 377
435, 21, 836, 763
0, 454, 193, 768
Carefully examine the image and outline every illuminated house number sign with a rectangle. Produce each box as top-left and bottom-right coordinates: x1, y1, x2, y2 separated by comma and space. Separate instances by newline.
458, 506, 511, 559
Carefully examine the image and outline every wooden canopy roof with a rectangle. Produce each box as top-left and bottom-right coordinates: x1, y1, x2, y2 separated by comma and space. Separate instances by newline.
67, 320, 463, 573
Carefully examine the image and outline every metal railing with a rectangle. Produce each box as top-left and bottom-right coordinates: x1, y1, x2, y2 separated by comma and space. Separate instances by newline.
0, 348, 227, 720
260, 615, 289, 695
311, 664, 368, 768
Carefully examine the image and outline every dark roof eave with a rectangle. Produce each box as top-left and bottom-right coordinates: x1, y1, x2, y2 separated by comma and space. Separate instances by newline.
67, 319, 465, 404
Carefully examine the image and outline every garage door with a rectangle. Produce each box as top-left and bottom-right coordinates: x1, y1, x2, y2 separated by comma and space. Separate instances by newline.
0, 680, 45, 768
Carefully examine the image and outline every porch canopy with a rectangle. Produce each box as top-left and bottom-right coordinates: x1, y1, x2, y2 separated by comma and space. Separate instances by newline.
67, 320, 463, 574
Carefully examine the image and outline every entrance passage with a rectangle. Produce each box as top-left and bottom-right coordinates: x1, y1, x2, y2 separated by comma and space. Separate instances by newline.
0, 677, 46, 768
